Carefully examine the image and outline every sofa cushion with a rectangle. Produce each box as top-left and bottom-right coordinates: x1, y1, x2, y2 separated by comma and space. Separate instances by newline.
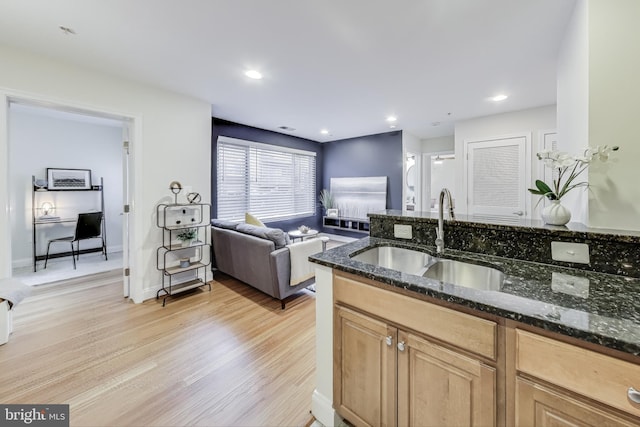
236, 223, 289, 249
211, 219, 238, 230
245, 212, 266, 227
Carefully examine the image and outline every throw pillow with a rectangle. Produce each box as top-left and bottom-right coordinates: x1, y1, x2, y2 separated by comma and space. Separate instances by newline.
211, 219, 238, 230
236, 223, 288, 249
245, 212, 266, 227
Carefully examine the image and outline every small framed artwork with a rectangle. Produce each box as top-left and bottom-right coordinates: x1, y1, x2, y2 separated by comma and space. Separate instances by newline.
47, 168, 92, 190
327, 208, 339, 218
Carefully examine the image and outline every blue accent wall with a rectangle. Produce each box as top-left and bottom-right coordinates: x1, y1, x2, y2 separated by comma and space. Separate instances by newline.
323, 130, 403, 208
322, 130, 403, 238
212, 118, 324, 231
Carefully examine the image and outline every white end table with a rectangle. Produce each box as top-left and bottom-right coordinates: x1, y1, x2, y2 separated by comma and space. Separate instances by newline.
288, 229, 319, 242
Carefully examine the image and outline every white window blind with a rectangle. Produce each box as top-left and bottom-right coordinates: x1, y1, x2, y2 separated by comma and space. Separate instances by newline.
217, 137, 316, 222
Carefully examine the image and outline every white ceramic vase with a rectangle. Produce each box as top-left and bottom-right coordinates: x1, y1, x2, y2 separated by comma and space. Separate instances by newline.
541, 200, 571, 225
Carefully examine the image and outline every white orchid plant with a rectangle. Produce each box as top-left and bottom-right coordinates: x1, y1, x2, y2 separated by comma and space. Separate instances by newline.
528, 145, 619, 201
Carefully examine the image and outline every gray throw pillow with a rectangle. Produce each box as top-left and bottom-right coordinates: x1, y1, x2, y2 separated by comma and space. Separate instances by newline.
211, 219, 238, 230
236, 223, 288, 249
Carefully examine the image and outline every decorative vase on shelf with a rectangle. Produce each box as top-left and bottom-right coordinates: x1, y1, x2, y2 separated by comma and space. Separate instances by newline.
541, 200, 571, 226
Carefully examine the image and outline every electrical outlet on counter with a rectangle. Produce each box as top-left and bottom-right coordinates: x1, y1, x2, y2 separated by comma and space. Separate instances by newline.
551, 241, 590, 264
394, 224, 412, 239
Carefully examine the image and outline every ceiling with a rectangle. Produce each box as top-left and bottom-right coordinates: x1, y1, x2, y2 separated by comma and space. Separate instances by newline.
0, 0, 577, 142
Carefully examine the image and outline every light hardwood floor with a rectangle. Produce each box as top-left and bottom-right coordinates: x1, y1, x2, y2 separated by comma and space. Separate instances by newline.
0, 271, 317, 426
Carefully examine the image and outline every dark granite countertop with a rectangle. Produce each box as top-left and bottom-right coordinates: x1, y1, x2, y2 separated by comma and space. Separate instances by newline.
310, 236, 640, 357
369, 210, 640, 243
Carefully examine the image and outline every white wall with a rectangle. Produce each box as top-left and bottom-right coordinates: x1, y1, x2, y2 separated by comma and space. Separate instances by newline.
586, 0, 640, 230
453, 105, 557, 215
557, 0, 590, 224
422, 135, 455, 153
0, 43, 212, 302
9, 109, 123, 267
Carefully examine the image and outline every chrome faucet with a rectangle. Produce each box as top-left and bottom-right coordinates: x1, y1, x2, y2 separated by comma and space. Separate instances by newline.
435, 188, 455, 254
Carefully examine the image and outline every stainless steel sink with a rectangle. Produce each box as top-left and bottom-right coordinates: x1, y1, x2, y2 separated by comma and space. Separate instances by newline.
351, 246, 437, 275
422, 259, 504, 291
351, 246, 504, 291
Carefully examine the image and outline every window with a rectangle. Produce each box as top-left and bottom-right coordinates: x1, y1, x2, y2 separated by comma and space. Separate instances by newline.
217, 136, 317, 223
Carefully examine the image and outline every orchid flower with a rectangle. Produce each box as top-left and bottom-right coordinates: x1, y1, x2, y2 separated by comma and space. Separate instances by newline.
528, 145, 619, 201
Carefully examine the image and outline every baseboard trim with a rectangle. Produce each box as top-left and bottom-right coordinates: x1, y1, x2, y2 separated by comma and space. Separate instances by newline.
312, 389, 339, 427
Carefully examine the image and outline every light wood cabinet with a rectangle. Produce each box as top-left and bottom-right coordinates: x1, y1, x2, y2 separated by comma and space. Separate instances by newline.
331, 270, 640, 427
333, 272, 497, 427
397, 330, 495, 427
334, 305, 396, 427
514, 329, 640, 426
516, 377, 638, 427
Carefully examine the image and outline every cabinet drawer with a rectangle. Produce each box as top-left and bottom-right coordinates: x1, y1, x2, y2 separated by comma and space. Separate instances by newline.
516, 329, 640, 418
334, 273, 496, 360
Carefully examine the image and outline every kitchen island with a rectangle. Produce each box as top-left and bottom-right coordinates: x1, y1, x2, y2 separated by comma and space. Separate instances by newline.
309, 211, 640, 427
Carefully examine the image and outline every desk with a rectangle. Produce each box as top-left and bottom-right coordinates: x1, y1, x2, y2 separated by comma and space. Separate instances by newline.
31, 175, 107, 272
288, 229, 319, 242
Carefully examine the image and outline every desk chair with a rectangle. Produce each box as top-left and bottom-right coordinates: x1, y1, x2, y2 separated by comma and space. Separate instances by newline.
44, 212, 107, 269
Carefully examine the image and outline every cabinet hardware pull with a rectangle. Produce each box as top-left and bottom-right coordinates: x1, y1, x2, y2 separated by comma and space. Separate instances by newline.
512, 211, 524, 216
397, 341, 406, 352
385, 336, 393, 346
629, 387, 640, 403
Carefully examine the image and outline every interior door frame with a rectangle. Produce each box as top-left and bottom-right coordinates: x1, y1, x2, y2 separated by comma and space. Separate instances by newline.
462, 132, 532, 218
1, 90, 136, 298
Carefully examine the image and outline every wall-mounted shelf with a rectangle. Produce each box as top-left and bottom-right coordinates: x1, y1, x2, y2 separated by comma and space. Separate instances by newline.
156, 202, 211, 306
323, 216, 370, 234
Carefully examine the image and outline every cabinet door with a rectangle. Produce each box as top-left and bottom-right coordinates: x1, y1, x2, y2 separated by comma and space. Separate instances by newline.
516, 377, 638, 427
397, 331, 496, 427
334, 305, 397, 427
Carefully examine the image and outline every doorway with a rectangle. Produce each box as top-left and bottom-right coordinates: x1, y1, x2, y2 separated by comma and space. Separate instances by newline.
427, 153, 456, 212
7, 99, 131, 291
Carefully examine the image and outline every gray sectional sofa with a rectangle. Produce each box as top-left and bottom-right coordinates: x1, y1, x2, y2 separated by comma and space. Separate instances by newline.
211, 220, 325, 309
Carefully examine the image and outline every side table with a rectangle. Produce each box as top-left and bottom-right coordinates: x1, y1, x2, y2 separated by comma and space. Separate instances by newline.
288, 229, 319, 242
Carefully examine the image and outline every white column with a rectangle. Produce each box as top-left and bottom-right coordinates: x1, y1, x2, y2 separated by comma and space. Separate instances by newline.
312, 265, 340, 426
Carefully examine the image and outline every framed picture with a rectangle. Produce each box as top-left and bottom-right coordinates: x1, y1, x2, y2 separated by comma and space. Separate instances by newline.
327, 208, 339, 218
47, 168, 92, 190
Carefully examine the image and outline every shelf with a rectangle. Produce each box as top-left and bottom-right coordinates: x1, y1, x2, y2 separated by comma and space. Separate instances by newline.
162, 241, 208, 251
159, 278, 208, 295
323, 216, 370, 234
156, 201, 211, 306
156, 279, 211, 307
163, 261, 207, 275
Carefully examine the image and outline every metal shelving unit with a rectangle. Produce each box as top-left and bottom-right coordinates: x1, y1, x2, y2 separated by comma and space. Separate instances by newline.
156, 202, 211, 306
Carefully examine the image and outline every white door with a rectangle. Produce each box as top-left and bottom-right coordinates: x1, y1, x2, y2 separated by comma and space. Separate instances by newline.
466, 135, 529, 218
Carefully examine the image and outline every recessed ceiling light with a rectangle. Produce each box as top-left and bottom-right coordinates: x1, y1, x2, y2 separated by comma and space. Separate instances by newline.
244, 70, 263, 80
491, 94, 508, 102
320, 129, 329, 135
389, 125, 397, 129
386, 116, 397, 122
278, 126, 296, 132
59, 26, 76, 35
